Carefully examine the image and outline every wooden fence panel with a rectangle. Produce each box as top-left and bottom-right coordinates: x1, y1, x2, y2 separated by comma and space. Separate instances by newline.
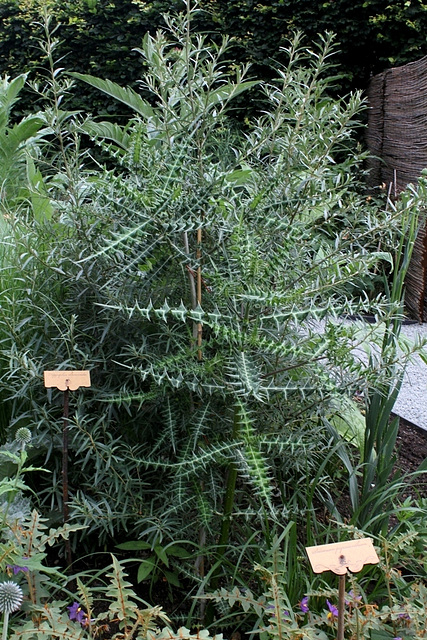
366, 56, 427, 321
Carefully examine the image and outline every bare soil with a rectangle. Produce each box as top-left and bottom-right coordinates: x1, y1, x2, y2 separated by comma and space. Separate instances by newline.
395, 415, 427, 498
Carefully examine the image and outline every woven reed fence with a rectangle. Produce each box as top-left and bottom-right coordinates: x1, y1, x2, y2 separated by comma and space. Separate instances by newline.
366, 56, 427, 321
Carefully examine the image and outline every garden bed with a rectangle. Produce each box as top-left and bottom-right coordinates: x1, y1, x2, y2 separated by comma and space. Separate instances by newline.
396, 415, 427, 475
395, 414, 427, 498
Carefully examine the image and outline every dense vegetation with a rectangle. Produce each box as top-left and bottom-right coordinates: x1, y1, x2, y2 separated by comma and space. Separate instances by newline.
0, 2, 427, 639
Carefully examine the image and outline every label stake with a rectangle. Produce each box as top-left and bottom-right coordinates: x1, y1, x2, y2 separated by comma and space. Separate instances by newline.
306, 538, 379, 638
44, 370, 91, 569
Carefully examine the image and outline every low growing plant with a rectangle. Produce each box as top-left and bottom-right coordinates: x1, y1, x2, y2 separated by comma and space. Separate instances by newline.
8, 554, 223, 640
116, 539, 193, 600
204, 528, 427, 639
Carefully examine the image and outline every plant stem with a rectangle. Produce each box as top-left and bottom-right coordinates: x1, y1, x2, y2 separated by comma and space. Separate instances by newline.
210, 404, 241, 592
2, 611, 9, 640
197, 226, 202, 360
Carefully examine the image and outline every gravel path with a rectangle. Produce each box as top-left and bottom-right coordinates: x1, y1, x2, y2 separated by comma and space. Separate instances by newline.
393, 322, 427, 430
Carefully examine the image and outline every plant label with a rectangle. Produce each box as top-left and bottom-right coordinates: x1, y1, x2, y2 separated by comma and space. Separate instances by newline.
43, 370, 91, 391
305, 538, 379, 575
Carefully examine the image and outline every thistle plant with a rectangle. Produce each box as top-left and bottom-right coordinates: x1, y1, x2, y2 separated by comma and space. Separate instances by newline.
64, 2, 423, 538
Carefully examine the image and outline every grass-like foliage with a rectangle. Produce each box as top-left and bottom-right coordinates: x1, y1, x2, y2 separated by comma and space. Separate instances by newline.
0, 0, 426, 619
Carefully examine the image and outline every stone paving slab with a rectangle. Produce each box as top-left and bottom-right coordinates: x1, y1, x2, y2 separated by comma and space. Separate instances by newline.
393, 323, 427, 430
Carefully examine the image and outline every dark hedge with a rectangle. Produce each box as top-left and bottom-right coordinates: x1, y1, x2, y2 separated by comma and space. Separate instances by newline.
1, 0, 427, 118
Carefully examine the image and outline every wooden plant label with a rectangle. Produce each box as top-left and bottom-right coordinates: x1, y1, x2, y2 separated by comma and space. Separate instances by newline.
44, 370, 91, 391
306, 538, 379, 575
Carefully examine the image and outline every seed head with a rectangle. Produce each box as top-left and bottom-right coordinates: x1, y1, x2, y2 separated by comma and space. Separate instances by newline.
14, 428, 32, 446
0, 581, 24, 613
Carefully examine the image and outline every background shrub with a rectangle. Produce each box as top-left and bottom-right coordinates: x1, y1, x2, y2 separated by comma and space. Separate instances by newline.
2, 0, 427, 119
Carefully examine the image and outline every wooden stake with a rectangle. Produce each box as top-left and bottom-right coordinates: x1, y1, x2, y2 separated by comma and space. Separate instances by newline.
44, 371, 91, 570
337, 572, 346, 640
62, 387, 73, 569
306, 538, 380, 640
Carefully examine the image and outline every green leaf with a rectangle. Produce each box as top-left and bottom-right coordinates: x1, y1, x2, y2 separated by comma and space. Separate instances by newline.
106, 554, 139, 619
26, 157, 54, 222
69, 73, 154, 119
137, 559, 156, 582
329, 395, 365, 456
369, 630, 394, 640
5, 74, 27, 104
0, 450, 20, 463
0, 74, 27, 130
8, 115, 43, 146
163, 569, 181, 587
80, 120, 132, 150
116, 540, 152, 550
207, 81, 259, 108
0, 478, 28, 496
154, 545, 169, 566
225, 168, 254, 186
166, 545, 191, 558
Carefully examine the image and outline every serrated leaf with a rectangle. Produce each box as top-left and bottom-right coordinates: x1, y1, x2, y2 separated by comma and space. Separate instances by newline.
81, 120, 132, 150
225, 168, 253, 185
70, 73, 154, 119
8, 116, 43, 146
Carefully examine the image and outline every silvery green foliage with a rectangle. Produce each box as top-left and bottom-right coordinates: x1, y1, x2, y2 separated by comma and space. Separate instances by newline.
0, 495, 32, 532
0, 1, 424, 560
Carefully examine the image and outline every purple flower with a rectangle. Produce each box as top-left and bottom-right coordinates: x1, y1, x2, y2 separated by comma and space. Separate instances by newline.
326, 600, 338, 618
398, 612, 410, 620
299, 596, 309, 613
7, 557, 29, 575
393, 637, 403, 640
7, 565, 28, 575
67, 602, 89, 625
345, 590, 361, 605
266, 604, 290, 619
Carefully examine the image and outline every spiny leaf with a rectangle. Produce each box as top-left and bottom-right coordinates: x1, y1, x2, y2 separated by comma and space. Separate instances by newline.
80, 120, 132, 150
105, 554, 138, 622
70, 73, 155, 119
